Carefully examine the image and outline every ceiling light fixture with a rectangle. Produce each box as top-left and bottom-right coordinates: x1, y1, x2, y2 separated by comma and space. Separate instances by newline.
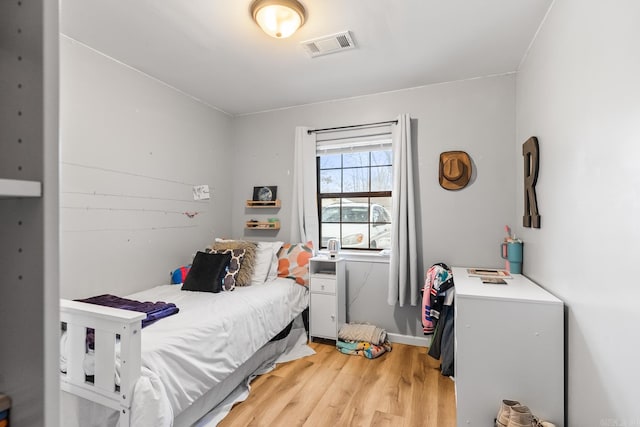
251, 0, 306, 39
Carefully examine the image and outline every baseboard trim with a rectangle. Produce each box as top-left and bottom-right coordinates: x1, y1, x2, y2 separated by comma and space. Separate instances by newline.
387, 332, 431, 347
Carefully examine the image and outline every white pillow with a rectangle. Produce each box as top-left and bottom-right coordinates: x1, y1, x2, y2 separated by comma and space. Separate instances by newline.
251, 241, 283, 285
266, 245, 280, 281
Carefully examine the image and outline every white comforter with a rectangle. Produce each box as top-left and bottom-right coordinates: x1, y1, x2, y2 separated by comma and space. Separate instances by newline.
63, 278, 308, 426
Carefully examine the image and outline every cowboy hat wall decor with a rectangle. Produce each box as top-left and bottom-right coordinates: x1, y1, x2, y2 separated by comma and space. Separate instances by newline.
439, 151, 472, 190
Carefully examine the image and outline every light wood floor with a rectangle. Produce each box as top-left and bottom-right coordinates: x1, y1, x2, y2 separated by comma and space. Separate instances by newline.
218, 340, 456, 427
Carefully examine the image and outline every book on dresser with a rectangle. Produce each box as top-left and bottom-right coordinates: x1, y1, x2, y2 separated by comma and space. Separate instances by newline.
466, 267, 512, 278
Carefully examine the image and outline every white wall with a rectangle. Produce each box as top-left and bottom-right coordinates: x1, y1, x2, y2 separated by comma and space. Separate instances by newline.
515, 0, 640, 424
60, 37, 234, 299
232, 75, 517, 336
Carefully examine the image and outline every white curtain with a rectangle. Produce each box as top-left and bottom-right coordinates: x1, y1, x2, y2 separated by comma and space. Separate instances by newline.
290, 126, 319, 250
387, 114, 418, 306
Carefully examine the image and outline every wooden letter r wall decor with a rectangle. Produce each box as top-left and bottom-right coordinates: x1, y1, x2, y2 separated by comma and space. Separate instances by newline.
522, 136, 541, 228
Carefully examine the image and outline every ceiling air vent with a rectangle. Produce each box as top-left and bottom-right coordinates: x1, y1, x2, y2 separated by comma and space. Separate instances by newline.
301, 31, 356, 58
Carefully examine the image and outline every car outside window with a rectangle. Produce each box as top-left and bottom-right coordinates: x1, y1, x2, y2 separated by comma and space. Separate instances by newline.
317, 149, 392, 250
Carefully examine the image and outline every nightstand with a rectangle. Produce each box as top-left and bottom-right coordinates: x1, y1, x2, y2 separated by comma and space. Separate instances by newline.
309, 257, 346, 341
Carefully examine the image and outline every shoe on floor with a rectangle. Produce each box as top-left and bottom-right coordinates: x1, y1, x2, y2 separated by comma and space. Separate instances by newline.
507, 405, 535, 427
495, 399, 520, 427
533, 415, 556, 427
507, 405, 556, 427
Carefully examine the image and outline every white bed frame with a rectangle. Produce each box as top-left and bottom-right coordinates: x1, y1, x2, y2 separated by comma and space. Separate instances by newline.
61, 294, 306, 427
60, 299, 145, 427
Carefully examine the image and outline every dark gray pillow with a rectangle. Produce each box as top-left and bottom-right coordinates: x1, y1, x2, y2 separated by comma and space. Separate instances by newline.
181, 251, 231, 293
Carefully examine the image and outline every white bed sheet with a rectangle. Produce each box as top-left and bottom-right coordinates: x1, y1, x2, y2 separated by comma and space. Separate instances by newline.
63, 277, 308, 426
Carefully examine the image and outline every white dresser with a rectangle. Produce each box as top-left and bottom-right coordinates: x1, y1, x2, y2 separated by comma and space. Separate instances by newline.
453, 267, 564, 427
309, 257, 346, 340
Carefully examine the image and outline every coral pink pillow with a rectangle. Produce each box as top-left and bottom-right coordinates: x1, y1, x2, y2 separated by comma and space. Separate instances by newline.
277, 241, 313, 286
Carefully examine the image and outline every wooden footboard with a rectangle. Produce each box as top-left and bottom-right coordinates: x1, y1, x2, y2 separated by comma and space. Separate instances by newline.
60, 299, 145, 427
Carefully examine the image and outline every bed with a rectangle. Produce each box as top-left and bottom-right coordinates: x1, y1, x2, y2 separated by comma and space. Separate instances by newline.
60, 276, 309, 427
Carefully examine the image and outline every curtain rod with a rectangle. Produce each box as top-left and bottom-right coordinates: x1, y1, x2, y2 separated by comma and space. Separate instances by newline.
307, 120, 398, 135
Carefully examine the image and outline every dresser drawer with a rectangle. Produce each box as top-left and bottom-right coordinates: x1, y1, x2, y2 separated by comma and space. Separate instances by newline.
310, 276, 336, 294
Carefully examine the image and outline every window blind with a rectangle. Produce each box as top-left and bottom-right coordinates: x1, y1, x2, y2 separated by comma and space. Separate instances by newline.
315, 123, 393, 155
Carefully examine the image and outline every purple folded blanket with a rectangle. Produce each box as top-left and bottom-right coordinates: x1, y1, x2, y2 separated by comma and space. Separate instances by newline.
75, 294, 179, 328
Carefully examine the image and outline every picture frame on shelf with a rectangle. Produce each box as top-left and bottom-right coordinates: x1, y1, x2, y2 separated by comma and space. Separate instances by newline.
252, 186, 277, 202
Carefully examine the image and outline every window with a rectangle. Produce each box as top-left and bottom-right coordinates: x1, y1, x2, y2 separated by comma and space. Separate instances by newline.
317, 147, 392, 250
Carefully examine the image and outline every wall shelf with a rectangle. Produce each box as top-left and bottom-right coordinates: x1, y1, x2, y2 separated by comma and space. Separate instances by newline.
245, 199, 281, 208
245, 220, 280, 230
0, 179, 42, 198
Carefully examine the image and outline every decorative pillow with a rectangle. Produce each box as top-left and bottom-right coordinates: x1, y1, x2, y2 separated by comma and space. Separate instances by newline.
208, 248, 245, 291
170, 265, 191, 284
181, 251, 231, 293
277, 241, 314, 286
207, 240, 257, 286
252, 241, 283, 285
